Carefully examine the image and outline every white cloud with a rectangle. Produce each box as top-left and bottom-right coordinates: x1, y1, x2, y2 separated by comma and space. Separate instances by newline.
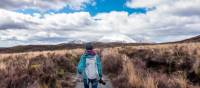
42, 12, 93, 31
0, 0, 94, 11
126, 0, 200, 17
0, 9, 40, 30
126, 0, 161, 8
1, 0, 200, 47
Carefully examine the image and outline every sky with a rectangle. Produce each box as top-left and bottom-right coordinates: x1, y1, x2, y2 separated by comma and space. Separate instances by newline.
0, 0, 200, 47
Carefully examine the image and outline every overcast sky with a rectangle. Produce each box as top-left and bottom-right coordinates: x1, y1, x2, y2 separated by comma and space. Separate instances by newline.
0, 0, 200, 47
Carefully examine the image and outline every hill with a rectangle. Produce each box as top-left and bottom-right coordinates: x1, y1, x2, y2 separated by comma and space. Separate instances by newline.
0, 42, 152, 53
177, 35, 200, 43
1, 35, 200, 53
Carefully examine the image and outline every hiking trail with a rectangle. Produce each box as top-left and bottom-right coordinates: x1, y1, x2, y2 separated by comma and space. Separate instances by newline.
74, 76, 113, 88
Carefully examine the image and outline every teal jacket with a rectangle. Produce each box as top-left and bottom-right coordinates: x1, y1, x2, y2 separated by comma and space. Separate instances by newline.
77, 53, 102, 80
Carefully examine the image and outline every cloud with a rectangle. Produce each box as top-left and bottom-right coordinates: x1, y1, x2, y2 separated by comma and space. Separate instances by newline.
1, 0, 200, 46
126, 0, 200, 17
0, 0, 94, 11
126, 0, 161, 8
41, 12, 93, 31
0, 9, 40, 30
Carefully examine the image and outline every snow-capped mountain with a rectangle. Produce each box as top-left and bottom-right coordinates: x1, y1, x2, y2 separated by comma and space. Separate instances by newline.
98, 34, 137, 43
68, 40, 86, 44
135, 38, 154, 43
138, 40, 155, 43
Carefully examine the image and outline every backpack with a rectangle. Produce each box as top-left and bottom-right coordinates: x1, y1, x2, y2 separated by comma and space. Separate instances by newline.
85, 55, 99, 79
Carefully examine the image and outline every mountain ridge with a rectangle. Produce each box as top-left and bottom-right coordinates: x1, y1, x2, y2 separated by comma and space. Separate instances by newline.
1, 35, 200, 53
177, 35, 200, 43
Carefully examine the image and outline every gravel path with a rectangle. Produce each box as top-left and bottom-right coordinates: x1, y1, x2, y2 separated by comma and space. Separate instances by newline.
75, 76, 113, 88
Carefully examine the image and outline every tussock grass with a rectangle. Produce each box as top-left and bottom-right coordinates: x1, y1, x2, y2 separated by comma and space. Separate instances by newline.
1, 43, 200, 88
0, 49, 83, 88
103, 43, 200, 88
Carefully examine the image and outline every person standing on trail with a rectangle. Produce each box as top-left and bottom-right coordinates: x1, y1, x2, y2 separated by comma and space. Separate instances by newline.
77, 43, 102, 88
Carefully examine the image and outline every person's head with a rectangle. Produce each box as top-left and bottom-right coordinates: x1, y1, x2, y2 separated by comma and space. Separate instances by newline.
85, 42, 93, 50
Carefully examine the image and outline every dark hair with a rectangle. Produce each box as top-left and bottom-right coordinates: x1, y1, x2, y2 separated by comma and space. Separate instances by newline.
85, 42, 93, 50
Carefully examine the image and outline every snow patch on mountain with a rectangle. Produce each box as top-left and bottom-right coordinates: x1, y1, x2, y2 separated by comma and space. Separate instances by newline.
68, 39, 86, 44
98, 34, 137, 43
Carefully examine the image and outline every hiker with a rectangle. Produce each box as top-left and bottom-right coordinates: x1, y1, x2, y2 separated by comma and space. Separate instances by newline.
77, 43, 102, 88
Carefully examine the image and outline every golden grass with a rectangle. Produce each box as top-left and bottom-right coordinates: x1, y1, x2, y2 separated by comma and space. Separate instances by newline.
0, 42, 200, 88
174, 76, 188, 88
123, 59, 143, 88
144, 76, 157, 88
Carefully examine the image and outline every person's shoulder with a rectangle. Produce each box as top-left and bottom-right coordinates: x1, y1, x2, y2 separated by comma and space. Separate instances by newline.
95, 54, 100, 57
95, 54, 101, 59
95, 54, 102, 62
81, 53, 86, 57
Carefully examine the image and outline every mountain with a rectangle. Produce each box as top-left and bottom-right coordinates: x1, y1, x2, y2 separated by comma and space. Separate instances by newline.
68, 40, 86, 44
0, 42, 154, 53
98, 34, 137, 43
0, 34, 156, 53
177, 35, 200, 43
136, 38, 155, 43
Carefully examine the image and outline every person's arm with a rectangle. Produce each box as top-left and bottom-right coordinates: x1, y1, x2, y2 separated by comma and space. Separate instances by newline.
96, 55, 102, 79
77, 54, 85, 74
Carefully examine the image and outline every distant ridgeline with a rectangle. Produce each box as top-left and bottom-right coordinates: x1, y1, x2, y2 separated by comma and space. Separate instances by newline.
0, 35, 199, 53
177, 35, 200, 43
0, 42, 151, 53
